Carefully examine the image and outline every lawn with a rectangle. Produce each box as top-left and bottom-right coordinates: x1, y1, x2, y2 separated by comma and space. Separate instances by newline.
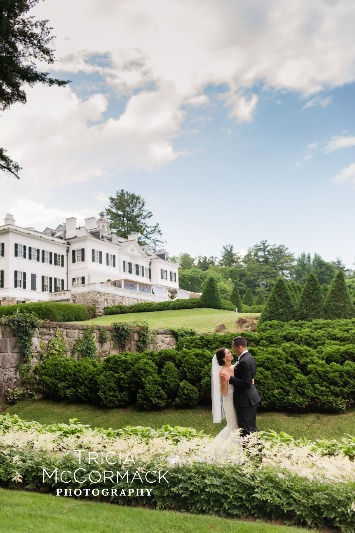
76, 308, 259, 333
0, 488, 321, 533
3, 400, 354, 440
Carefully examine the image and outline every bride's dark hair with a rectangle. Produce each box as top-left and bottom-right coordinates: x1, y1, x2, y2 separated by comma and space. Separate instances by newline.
216, 347, 227, 366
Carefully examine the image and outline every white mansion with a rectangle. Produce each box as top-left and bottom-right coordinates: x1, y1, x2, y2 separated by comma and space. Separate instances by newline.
0, 213, 187, 312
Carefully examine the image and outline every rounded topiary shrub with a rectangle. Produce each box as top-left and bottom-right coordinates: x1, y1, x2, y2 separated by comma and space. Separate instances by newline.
173, 380, 199, 408
161, 361, 180, 399
136, 376, 167, 410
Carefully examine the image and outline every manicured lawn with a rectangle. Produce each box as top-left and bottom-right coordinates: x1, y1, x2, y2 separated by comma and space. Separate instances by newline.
76, 308, 259, 333
0, 488, 321, 532
3, 400, 354, 440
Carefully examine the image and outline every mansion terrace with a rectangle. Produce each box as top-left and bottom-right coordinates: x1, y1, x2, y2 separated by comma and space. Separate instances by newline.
0, 213, 188, 313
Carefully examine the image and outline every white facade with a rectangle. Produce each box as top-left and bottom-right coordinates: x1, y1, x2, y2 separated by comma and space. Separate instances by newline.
0, 213, 179, 304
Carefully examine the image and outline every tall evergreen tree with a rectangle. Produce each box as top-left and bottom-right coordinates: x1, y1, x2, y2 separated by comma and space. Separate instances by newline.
243, 288, 254, 306
255, 292, 265, 305
298, 273, 323, 320
231, 282, 243, 311
260, 278, 296, 322
200, 276, 221, 309
323, 271, 354, 319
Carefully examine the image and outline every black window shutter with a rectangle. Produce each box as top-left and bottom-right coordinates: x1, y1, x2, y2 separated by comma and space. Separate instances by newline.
0, 243, 4, 256
23, 272, 26, 289
41, 276, 44, 292
28, 246, 32, 259
37, 249, 40, 262
92, 249, 95, 262
54, 253, 57, 265
61, 279, 64, 291
42, 250, 45, 263
106, 253, 109, 266
23, 245, 26, 258
14, 270, 17, 288
0, 270, 4, 288
113, 255, 116, 267
14, 243, 18, 257
61, 255, 64, 267
72, 250, 76, 263
49, 277, 52, 293
81, 248, 85, 262
99, 251, 102, 264
49, 252, 53, 264
31, 274, 36, 291
81, 276, 85, 285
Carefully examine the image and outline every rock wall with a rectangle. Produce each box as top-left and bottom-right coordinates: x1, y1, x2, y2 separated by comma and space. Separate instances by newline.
0, 323, 176, 399
71, 291, 151, 315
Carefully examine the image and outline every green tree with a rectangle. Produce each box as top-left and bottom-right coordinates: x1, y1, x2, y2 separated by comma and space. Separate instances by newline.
243, 288, 254, 306
0, 0, 68, 178
105, 189, 163, 249
178, 253, 195, 270
196, 255, 217, 270
312, 254, 336, 286
231, 282, 243, 311
178, 268, 206, 292
255, 292, 265, 305
323, 271, 354, 319
200, 276, 221, 309
298, 273, 323, 320
260, 278, 296, 322
293, 252, 312, 284
220, 244, 239, 267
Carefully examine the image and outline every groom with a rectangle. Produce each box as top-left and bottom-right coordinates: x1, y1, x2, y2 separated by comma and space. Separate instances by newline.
221, 336, 261, 438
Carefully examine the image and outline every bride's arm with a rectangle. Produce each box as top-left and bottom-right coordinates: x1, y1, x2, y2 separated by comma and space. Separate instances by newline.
219, 372, 228, 397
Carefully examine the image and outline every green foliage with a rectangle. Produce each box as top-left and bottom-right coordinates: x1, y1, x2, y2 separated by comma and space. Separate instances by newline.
173, 380, 199, 408
97, 327, 109, 345
135, 322, 150, 352
243, 288, 254, 306
161, 362, 180, 399
255, 293, 265, 305
2, 311, 39, 362
0, 302, 94, 321
298, 273, 324, 320
72, 328, 97, 359
323, 271, 354, 319
111, 322, 131, 349
46, 328, 67, 358
104, 298, 202, 315
105, 189, 163, 249
200, 276, 221, 309
260, 278, 296, 323
230, 282, 243, 310
4, 387, 35, 405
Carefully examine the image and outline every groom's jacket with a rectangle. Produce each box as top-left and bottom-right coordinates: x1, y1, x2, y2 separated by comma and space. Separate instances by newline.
229, 351, 261, 408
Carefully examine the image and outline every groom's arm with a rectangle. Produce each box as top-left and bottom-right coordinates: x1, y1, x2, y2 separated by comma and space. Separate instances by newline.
229, 361, 253, 390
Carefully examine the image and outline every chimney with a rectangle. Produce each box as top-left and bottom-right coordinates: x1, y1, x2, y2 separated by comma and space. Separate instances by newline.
84, 217, 97, 231
97, 212, 110, 237
65, 217, 77, 239
4, 213, 15, 225
127, 232, 139, 241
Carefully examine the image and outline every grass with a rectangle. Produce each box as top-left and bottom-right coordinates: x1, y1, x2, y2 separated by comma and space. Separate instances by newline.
0, 488, 321, 532
76, 308, 260, 333
3, 400, 354, 440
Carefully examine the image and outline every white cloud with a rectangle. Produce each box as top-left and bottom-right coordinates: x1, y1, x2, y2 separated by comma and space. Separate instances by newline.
225, 93, 259, 123
333, 163, 355, 186
324, 135, 355, 153
303, 95, 332, 109
307, 142, 318, 150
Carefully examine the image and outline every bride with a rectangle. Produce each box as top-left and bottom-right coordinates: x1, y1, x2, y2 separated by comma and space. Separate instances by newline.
211, 347, 243, 451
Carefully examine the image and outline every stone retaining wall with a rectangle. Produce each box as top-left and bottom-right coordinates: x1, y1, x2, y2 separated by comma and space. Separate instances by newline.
0, 324, 176, 399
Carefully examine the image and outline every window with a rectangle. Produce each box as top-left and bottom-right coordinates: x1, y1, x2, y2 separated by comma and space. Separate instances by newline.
169, 271, 177, 283
128, 262, 133, 274
14, 270, 26, 288
160, 269, 167, 280
123, 260, 126, 272
14, 243, 26, 258
145, 267, 149, 278
106, 253, 116, 267
72, 276, 85, 287
31, 274, 36, 291
173, 272, 177, 282
0, 270, 4, 288
28, 247, 39, 261
41, 250, 52, 264
53, 278, 64, 292
92, 249, 102, 264
0, 243, 4, 257
141, 265, 145, 277
53, 253, 64, 266
72, 248, 85, 263
41, 276, 49, 292
135, 263, 140, 275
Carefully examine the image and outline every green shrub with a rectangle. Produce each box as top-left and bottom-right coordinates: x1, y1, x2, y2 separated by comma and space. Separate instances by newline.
230, 283, 243, 311
161, 361, 180, 399
46, 328, 67, 358
97, 327, 109, 345
5, 387, 35, 405
136, 376, 167, 410
200, 276, 221, 309
260, 278, 296, 323
111, 323, 132, 350
298, 273, 323, 320
323, 271, 354, 319
104, 298, 202, 315
174, 380, 199, 408
220, 299, 235, 311
72, 328, 97, 359
0, 302, 94, 321
135, 322, 150, 352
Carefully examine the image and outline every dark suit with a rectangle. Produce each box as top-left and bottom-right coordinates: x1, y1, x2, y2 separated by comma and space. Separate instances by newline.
229, 351, 261, 437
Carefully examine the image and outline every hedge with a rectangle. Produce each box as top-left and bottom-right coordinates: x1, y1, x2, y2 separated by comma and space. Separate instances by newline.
34, 319, 355, 412
104, 298, 202, 315
0, 302, 95, 321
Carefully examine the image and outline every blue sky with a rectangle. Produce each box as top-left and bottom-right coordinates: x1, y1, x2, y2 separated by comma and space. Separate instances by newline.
1, 0, 354, 266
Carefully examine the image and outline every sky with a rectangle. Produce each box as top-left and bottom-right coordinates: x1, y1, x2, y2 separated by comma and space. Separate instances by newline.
1, 0, 354, 267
